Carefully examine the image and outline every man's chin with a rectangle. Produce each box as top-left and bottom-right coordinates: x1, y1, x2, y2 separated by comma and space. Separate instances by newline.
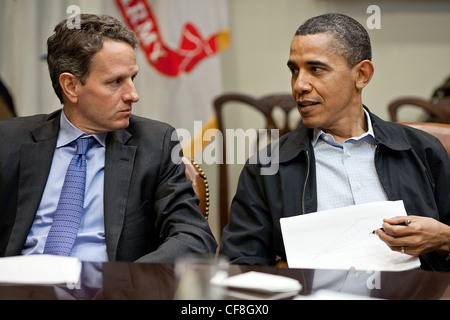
300, 117, 321, 129
110, 118, 130, 131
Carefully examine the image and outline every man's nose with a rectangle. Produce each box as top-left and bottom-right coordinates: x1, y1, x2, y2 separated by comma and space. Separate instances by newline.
293, 70, 312, 94
124, 80, 139, 103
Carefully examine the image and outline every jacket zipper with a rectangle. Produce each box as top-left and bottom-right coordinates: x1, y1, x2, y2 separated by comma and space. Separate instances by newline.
302, 150, 310, 214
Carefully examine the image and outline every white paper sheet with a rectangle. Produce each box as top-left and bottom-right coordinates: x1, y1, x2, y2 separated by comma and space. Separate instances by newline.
280, 201, 421, 271
0, 254, 82, 286
211, 271, 302, 300
212, 271, 302, 292
294, 289, 382, 300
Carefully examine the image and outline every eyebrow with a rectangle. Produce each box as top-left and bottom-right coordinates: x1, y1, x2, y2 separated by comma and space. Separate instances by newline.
286, 60, 331, 69
287, 60, 296, 68
107, 70, 139, 81
306, 60, 331, 68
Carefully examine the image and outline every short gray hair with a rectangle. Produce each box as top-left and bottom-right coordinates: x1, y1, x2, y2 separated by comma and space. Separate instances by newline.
295, 13, 371, 67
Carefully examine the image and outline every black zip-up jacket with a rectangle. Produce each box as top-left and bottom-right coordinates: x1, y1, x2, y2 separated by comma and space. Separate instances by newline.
220, 107, 450, 271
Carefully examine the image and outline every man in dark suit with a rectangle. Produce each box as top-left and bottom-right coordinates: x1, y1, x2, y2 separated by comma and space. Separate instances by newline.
0, 14, 217, 262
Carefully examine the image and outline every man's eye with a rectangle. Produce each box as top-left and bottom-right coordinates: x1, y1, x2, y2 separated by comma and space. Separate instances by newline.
289, 68, 299, 75
109, 78, 122, 85
311, 66, 324, 72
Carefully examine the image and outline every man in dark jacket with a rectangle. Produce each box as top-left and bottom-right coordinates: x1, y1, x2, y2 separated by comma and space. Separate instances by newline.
220, 13, 450, 271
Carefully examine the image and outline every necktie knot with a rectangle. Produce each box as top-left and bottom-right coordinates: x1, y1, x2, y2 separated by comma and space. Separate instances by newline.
76, 137, 95, 156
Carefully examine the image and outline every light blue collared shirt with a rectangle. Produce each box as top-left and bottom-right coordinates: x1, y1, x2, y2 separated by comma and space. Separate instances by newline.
313, 109, 388, 212
21, 111, 108, 261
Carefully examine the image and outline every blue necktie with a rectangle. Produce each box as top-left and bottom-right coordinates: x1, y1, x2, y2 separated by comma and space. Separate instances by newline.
44, 137, 95, 256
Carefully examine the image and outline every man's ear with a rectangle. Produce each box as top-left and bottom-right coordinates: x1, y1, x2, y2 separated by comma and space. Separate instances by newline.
59, 73, 79, 104
354, 60, 374, 90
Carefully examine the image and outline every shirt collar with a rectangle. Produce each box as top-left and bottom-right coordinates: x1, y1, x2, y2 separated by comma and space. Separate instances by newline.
312, 108, 376, 147
57, 110, 107, 148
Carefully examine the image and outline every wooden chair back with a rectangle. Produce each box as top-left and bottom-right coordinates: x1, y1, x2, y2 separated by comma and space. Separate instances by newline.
213, 93, 298, 234
183, 156, 210, 219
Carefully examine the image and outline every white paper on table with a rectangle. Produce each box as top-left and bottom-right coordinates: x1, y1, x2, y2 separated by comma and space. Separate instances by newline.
0, 254, 82, 286
294, 289, 382, 300
211, 271, 302, 300
280, 201, 421, 271
212, 271, 302, 292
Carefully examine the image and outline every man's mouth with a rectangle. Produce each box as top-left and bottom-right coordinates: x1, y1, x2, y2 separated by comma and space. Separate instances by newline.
297, 101, 320, 108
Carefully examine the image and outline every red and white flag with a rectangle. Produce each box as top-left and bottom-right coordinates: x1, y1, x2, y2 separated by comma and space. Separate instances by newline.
115, 0, 230, 157
0, 0, 229, 158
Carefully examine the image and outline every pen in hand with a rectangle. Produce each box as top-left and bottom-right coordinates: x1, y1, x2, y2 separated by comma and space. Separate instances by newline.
371, 220, 411, 234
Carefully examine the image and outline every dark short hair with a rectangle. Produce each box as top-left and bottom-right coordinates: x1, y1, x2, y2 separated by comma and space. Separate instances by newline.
47, 14, 139, 104
295, 13, 371, 67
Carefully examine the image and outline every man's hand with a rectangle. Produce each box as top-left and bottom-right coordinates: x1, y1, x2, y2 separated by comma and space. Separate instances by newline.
375, 215, 450, 257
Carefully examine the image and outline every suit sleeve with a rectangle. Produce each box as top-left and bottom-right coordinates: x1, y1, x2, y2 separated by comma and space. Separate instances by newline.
135, 127, 217, 263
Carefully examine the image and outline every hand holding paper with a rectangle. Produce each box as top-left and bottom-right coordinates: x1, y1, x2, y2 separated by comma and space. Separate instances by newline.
376, 214, 450, 257
280, 201, 420, 271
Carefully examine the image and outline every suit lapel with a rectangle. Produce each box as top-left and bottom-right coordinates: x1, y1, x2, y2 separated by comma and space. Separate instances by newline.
103, 129, 136, 261
6, 113, 59, 255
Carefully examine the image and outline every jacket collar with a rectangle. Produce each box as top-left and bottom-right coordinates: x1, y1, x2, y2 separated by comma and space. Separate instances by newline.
31, 109, 134, 145
368, 108, 412, 152
277, 106, 412, 164
278, 124, 311, 163
30, 109, 61, 142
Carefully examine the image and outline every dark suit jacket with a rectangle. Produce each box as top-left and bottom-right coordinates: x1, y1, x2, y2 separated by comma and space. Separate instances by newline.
0, 110, 217, 262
